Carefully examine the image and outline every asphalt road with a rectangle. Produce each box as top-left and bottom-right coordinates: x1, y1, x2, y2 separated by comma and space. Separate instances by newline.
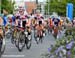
1, 31, 56, 58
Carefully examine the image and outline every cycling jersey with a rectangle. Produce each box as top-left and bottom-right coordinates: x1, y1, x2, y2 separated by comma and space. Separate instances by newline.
0, 17, 3, 26
59, 19, 63, 26
0, 17, 3, 37
34, 14, 44, 20
16, 14, 30, 28
0, 28, 3, 37
52, 18, 60, 26
34, 14, 44, 25
72, 19, 75, 25
3, 15, 8, 26
49, 18, 53, 26
48, 18, 53, 29
12, 16, 16, 26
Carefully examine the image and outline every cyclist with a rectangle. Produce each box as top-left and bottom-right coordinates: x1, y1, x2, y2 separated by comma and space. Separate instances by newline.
48, 18, 53, 32
52, 18, 60, 38
0, 17, 3, 38
34, 10, 44, 37
34, 10, 44, 27
2, 9, 8, 26
72, 19, 75, 27
15, 6, 32, 34
59, 19, 64, 31
7, 14, 14, 26
15, 6, 28, 28
52, 18, 60, 27
0, 16, 4, 51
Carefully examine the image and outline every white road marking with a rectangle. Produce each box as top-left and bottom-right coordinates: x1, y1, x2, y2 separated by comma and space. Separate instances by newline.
2, 55, 25, 57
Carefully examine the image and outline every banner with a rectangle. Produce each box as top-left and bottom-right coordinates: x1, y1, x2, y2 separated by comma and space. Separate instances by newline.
66, 3, 73, 21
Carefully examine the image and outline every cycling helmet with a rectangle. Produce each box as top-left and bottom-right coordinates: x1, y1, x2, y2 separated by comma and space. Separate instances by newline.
18, 6, 25, 11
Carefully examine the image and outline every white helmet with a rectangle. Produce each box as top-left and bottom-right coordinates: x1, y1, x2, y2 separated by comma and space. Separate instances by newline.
36, 10, 40, 13
18, 6, 25, 11
7, 14, 13, 18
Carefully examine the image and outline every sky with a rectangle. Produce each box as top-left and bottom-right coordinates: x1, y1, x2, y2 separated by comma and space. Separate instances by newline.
15, 0, 46, 2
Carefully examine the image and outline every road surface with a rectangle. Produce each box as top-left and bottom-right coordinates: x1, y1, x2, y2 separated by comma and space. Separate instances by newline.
1, 32, 56, 58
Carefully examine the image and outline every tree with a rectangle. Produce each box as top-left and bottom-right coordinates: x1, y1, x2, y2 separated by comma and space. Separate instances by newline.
1, 0, 15, 14
45, 0, 75, 17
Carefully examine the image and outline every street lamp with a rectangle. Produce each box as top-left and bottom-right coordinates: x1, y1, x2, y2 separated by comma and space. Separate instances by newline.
48, 0, 49, 15
46, 0, 50, 17
35, 0, 40, 13
36, 0, 38, 4
36, 0, 39, 9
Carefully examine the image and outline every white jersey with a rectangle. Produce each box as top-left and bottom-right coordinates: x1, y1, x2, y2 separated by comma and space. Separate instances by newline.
73, 20, 75, 23
34, 14, 43, 18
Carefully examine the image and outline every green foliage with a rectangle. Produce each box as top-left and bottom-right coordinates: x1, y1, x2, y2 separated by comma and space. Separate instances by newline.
71, 47, 75, 56
45, 0, 75, 17
1, 0, 15, 14
41, 27, 75, 58
65, 27, 75, 38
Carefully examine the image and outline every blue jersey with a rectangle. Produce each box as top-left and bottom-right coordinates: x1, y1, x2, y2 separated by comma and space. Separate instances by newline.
12, 16, 16, 26
3, 15, 8, 26
12, 16, 15, 22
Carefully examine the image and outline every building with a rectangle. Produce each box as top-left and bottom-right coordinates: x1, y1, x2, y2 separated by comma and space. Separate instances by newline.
14, 1, 37, 14
13, 0, 46, 14
25, 2, 37, 14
